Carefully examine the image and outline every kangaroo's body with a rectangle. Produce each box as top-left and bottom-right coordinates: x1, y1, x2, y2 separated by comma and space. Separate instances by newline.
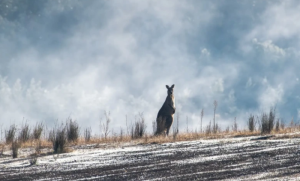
156, 84, 175, 136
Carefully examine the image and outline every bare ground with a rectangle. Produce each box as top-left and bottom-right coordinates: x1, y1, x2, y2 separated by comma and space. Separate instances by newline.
1, 135, 300, 180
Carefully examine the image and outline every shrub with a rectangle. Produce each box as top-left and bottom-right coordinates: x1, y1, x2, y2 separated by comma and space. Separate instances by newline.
18, 122, 30, 143
32, 122, 43, 140
269, 108, 275, 131
275, 119, 280, 132
261, 108, 275, 134
248, 114, 255, 132
66, 119, 79, 142
131, 114, 146, 139
5, 124, 17, 144
50, 126, 67, 154
12, 140, 20, 158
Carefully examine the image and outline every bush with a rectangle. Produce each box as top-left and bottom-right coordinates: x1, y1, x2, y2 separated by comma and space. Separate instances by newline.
66, 119, 79, 142
18, 122, 30, 143
5, 124, 17, 144
12, 140, 20, 158
248, 114, 255, 132
32, 122, 43, 140
275, 119, 280, 132
50, 126, 67, 154
261, 108, 275, 134
131, 114, 146, 139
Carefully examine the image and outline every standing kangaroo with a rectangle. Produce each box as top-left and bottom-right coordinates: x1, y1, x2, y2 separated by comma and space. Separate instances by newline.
156, 84, 175, 136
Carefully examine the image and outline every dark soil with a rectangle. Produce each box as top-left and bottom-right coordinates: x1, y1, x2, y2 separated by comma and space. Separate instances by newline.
1, 138, 300, 180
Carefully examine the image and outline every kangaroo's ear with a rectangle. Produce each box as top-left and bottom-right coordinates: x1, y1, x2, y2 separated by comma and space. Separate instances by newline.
166, 85, 170, 89
171, 84, 175, 88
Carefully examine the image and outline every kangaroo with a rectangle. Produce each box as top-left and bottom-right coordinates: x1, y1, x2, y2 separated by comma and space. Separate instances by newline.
156, 84, 175, 136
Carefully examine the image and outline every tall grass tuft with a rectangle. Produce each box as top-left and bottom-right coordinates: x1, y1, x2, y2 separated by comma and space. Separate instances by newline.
5, 124, 17, 144
275, 119, 280, 132
18, 122, 30, 143
32, 122, 43, 140
248, 114, 255, 132
131, 114, 146, 139
261, 108, 275, 134
50, 126, 67, 154
66, 118, 79, 142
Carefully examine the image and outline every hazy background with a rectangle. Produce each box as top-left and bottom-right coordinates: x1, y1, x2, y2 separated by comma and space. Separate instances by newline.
1, 0, 300, 136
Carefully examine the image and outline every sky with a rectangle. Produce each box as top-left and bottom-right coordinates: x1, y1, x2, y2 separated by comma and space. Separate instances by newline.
1, 0, 300, 136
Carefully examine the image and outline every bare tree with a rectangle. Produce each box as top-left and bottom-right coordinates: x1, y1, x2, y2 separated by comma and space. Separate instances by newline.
101, 111, 111, 140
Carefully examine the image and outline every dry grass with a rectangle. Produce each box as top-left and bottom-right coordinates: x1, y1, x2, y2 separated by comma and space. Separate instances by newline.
5, 124, 16, 144
2, 122, 300, 151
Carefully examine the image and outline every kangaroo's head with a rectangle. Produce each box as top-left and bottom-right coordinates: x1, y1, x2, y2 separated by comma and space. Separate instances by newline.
166, 84, 175, 96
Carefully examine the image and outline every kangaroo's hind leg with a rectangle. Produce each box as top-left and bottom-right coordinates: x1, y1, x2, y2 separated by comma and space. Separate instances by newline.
156, 116, 166, 135
165, 115, 174, 136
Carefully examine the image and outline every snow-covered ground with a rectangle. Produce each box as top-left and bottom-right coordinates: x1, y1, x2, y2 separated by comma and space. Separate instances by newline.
1, 134, 300, 180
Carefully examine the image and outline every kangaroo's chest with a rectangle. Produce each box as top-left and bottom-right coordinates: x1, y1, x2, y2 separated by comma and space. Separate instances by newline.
172, 96, 175, 108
